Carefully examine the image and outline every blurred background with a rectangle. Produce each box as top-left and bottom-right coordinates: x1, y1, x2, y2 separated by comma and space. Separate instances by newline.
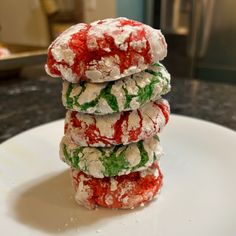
0, 0, 235, 81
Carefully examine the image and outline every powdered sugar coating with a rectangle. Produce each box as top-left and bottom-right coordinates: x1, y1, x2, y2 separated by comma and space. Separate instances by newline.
62, 63, 171, 114
71, 161, 163, 209
64, 99, 170, 147
60, 135, 163, 178
46, 17, 167, 83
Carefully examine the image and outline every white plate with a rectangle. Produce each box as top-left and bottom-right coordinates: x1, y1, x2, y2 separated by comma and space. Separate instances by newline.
0, 115, 236, 236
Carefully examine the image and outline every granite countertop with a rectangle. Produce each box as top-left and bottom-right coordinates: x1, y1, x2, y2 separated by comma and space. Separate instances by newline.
0, 72, 236, 143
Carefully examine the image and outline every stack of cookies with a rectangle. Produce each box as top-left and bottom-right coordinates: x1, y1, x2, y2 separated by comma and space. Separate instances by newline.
45, 18, 171, 209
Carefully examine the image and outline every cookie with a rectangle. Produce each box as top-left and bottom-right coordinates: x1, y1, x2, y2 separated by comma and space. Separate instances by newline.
46, 17, 167, 83
60, 135, 162, 178
64, 99, 170, 147
62, 63, 171, 114
71, 161, 163, 209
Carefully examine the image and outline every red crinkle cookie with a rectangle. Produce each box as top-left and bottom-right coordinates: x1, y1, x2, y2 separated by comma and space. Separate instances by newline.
64, 99, 170, 147
65, 99, 170, 147
45, 17, 167, 83
71, 161, 163, 209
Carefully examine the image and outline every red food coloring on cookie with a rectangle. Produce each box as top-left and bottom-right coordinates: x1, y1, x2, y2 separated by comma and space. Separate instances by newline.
70, 111, 82, 128
113, 111, 130, 144
72, 161, 163, 209
65, 100, 170, 147
46, 18, 167, 83
47, 50, 60, 76
118, 19, 142, 27
84, 123, 112, 146
128, 109, 143, 142
64, 123, 68, 133
154, 102, 170, 124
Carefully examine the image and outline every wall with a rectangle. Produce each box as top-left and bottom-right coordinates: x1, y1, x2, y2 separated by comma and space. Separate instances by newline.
81, 0, 116, 23
116, 0, 144, 22
0, 0, 49, 47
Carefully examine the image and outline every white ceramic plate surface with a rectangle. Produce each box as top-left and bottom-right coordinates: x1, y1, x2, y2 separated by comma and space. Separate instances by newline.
0, 115, 236, 236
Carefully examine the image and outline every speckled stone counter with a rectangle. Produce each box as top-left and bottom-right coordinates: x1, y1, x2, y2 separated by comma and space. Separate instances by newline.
166, 79, 236, 130
0, 73, 235, 143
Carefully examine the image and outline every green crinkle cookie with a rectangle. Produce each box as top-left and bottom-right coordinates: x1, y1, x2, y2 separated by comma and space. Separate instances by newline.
62, 63, 171, 115
60, 135, 163, 178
